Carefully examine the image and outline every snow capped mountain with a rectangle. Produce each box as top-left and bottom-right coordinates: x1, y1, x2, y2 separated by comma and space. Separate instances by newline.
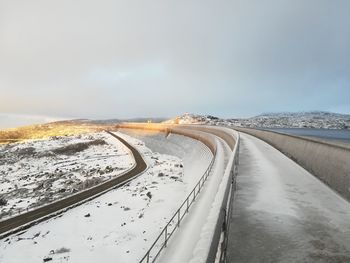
237, 111, 350, 129
165, 111, 350, 129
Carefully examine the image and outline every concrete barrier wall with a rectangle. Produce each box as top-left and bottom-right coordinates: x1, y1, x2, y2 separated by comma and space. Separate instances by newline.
234, 127, 350, 201
115, 123, 217, 154
179, 125, 236, 150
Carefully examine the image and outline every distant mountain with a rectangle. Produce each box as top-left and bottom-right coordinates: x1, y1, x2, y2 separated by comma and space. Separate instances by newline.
256, 111, 350, 119
55, 117, 167, 125
237, 111, 350, 129
165, 111, 350, 129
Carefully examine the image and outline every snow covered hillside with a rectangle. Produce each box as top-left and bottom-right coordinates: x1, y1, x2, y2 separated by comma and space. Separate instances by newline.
0, 131, 212, 263
163, 113, 219, 125
229, 111, 350, 129
166, 111, 350, 129
0, 132, 134, 219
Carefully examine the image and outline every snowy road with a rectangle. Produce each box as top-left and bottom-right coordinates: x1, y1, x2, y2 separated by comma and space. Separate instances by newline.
0, 132, 146, 237
227, 133, 350, 262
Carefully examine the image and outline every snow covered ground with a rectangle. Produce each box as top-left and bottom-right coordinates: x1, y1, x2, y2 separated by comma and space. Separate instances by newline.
0, 132, 134, 219
119, 129, 214, 190
0, 131, 212, 263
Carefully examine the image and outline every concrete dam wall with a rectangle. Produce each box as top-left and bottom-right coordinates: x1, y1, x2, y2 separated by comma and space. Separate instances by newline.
234, 127, 350, 202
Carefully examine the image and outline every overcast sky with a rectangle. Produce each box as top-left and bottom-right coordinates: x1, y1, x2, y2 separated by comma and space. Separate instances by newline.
1, 0, 349, 122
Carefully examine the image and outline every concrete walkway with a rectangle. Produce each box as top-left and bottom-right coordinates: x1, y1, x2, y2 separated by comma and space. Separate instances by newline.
227, 133, 350, 263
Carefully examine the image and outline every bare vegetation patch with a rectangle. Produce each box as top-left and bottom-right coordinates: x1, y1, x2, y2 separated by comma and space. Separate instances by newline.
77, 177, 103, 190
52, 139, 106, 155
0, 196, 7, 206
54, 247, 71, 254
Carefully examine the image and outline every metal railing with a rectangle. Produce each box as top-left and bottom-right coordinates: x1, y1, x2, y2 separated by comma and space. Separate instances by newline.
217, 137, 239, 262
139, 149, 216, 263
202, 129, 239, 263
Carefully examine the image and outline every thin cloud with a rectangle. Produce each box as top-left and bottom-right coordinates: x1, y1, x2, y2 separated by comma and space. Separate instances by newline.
0, 0, 349, 119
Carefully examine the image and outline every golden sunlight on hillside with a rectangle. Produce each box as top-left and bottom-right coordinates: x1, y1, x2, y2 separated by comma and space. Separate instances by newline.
0, 122, 113, 144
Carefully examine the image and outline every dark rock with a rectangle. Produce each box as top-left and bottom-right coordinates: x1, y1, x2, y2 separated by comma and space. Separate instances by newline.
0, 197, 8, 206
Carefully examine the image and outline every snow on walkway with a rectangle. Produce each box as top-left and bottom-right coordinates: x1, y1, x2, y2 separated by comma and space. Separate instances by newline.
228, 132, 350, 263
0, 132, 212, 263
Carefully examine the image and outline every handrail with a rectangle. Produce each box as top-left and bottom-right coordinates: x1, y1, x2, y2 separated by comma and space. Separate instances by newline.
190, 127, 239, 263
216, 131, 240, 262
139, 144, 217, 263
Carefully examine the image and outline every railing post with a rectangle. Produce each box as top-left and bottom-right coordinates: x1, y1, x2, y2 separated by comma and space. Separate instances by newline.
187, 198, 189, 213
147, 252, 150, 263
178, 211, 181, 227
165, 227, 168, 247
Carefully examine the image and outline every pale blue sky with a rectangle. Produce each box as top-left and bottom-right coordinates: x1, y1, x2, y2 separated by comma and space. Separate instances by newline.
0, 0, 349, 122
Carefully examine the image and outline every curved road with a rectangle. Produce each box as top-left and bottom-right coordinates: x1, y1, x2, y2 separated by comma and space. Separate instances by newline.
227, 132, 350, 262
0, 131, 147, 238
